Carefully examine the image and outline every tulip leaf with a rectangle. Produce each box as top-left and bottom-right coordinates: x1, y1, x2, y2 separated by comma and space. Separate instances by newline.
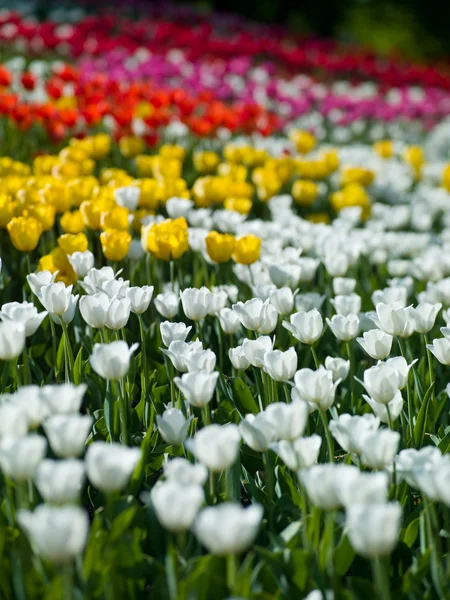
414, 381, 434, 447
73, 347, 83, 385
402, 518, 421, 548
231, 377, 259, 415
290, 548, 310, 591
334, 533, 355, 575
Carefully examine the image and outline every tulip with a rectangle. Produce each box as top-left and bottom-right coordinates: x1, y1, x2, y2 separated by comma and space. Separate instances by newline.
232, 298, 278, 334
162, 340, 203, 372
300, 464, 360, 510
297, 258, 320, 283
384, 356, 417, 389
39, 282, 73, 317
181, 287, 212, 321
0, 302, 47, 337
43, 414, 93, 458
105, 296, 131, 330
269, 287, 294, 315
26, 271, 57, 296
408, 302, 442, 333
395, 447, 444, 488
232, 235, 261, 265
324, 253, 349, 277
17, 505, 89, 563
363, 392, 404, 424
51, 293, 79, 326
228, 346, 251, 370
163, 457, 208, 486
370, 302, 412, 336
100, 229, 132, 261
207, 290, 228, 316
154, 291, 180, 319
361, 363, 400, 404
283, 309, 323, 345
329, 414, 380, 455
324, 356, 350, 382
7, 216, 42, 252
174, 371, 219, 407
338, 472, 389, 506
39, 383, 87, 414
239, 413, 277, 452
160, 321, 192, 347
0, 320, 26, 360
217, 308, 242, 334
194, 503, 263, 554
0, 403, 28, 440
427, 338, 450, 365
294, 366, 339, 411
295, 292, 326, 312
271, 435, 322, 470
151, 481, 204, 532
346, 503, 402, 557
330, 293, 361, 316
205, 231, 236, 263
326, 314, 360, 341
242, 336, 273, 368
360, 429, 400, 469
263, 347, 296, 382
68, 250, 94, 278
268, 264, 301, 289
126, 285, 154, 315
34, 459, 85, 504
85, 442, 141, 493
357, 329, 393, 360
372, 286, 408, 308
114, 186, 140, 211
80, 267, 116, 296
188, 424, 241, 472
7, 385, 47, 428
156, 408, 192, 445
0, 434, 47, 481
79, 293, 110, 328
166, 198, 194, 218
333, 277, 356, 295
184, 349, 216, 373
264, 400, 309, 441
90, 341, 138, 380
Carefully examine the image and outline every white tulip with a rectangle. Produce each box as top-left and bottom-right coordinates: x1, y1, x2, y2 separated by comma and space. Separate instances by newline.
160, 321, 192, 347
269, 287, 294, 315
188, 424, 241, 472
395, 447, 444, 488
268, 263, 301, 288
181, 287, 212, 321
163, 457, 208, 486
126, 285, 154, 314
283, 309, 323, 345
324, 356, 350, 382
372, 286, 408, 308
166, 197, 194, 218
264, 401, 309, 441
0, 403, 28, 439
427, 338, 450, 365
329, 414, 380, 455
263, 347, 297, 382
217, 308, 241, 335
79, 293, 110, 328
330, 294, 361, 317
38, 282, 73, 316
228, 346, 251, 370
43, 414, 93, 457
174, 371, 219, 407
85, 442, 141, 493
242, 336, 273, 368
359, 429, 400, 469
39, 383, 87, 415
27, 270, 57, 296
34, 459, 85, 504
51, 293, 79, 325
105, 297, 131, 330
361, 363, 400, 404
384, 356, 417, 389
17, 504, 89, 562
152, 481, 204, 532
162, 340, 203, 372
0, 321, 26, 360
80, 266, 116, 295
294, 366, 339, 411
0, 301, 47, 337
0, 434, 47, 481
114, 185, 140, 211
207, 290, 228, 316
90, 341, 138, 380
300, 464, 360, 510
68, 251, 94, 278
184, 348, 216, 373
326, 314, 360, 341
194, 503, 263, 555
232, 298, 278, 334
239, 413, 277, 452
357, 329, 393, 360
364, 391, 404, 424
338, 472, 389, 506
333, 277, 356, 295
101, 277, 129, 299
297, 258, 320, 282
324, 253, 349, 277
371, 302, 412, 336
408, 302, 441, 333
271, 435, 322, 470
154, 291, 179, 319
346, 503, 402, 557
156, 408, 192, 445
6, 385, 47, 428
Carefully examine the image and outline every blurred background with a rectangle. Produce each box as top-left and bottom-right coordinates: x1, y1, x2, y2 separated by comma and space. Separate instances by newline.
169, 0, 449, 59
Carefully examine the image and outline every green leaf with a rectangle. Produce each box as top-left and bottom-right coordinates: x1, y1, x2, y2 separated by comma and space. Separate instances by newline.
73, 347, 83, 386
290, 548, 310, 591
334, 533, 355, 576
231, 377, 259, 415
414, 381, 434, 447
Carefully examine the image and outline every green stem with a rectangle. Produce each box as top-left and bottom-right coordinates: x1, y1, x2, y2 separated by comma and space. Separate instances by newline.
60, 318, 74, 382
22, 346, 31, 386
202, 405, 210, 427
226, 554, 238, 593
345, 341, 355, 412
310, 344, 320, 369
423, 333, 435, 402
263, 452, 274, 528
165, 536, 178, 600
61, 562, 74, 600
117, 378, 130, 446
49, 318, 58, 379
1, 360, 9, 394
371, 557, 391, 600
319, 410, 334, 463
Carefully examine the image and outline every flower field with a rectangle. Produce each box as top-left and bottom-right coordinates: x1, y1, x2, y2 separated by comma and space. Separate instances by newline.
2, 3, 450, 599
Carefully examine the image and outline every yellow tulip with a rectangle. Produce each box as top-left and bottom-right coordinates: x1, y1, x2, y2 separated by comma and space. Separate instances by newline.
330, 184, 371, 220
100, 229, 132, 261
58, 233, 89, 255
119, 136, 145, 159
100, 206, 130, 231
0, 193, 15, 228
373, 140, 394, 159
205, 231, 236, 263
193, 151, 220, 174
233, 234, 261, 265
341, 167, 375, 187
60, 210, 85, 234
135, 155, 155, 177
24, 203, 56, 232
289, 130, 316, 155
141, 217, 189, 261
224, 197, 252, 215
7, 216, 43, 252
292, 180, 318, 207
159, 144, 186, 162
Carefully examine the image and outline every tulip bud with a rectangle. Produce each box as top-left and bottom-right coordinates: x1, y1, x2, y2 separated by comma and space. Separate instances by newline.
324, 356, 350, 382
163, 457, 208, 486
217, 308, 241, 334
39, 383, 87, 415
263, 347, 297, 382
162, 340, 203, 372
174, 371, 219, 407
105, 297, 131, 330
38, 282, 73, 317
0, 302, 47, 337
271, 435, 322, 470
68, 250, 94, 278
357, 329, 393, 360
160, 321, 192, 347
152, 481, 204, 532
126, 285, 154, 315
43, 414, 93, 458
34, 459, 85, 504
359, 429, 400, 469
300, 464, 360, 510
0, 320, 26, 360
239, 413, 277, 452
156, 408, 192, 445
242, 336, 273, 368
329, 413, 380, 455
264, 400, 309, 441
90, 341, 138, 380
361, 363, 400, 404
269, 287, 294, 315
346, 503, 402, 558
188, 424, 241, 472
330, 293, 361, 317
154, 291, 180, 319
228, 345, 250, 370
79, 293, 110, 328
0, 434, 47, 481
85, 442, 141, 493
27, 271, 57, 296
283, 309, 323, 345
181, 287, 212, 321
294, 366, 339, 411
427, 338, 450, 365
326, 314, 360, 341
